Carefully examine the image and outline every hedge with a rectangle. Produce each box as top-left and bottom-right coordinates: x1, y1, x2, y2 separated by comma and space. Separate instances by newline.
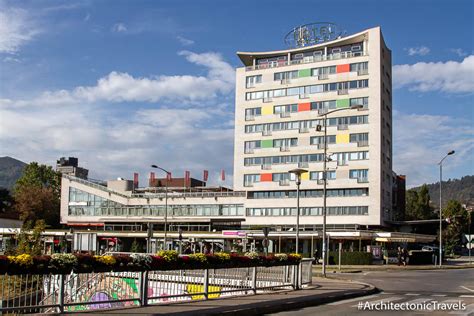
0, 251, 302, 275
327, 251, 373, 265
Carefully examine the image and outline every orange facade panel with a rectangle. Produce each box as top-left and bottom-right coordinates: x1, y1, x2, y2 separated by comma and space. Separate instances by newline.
336, 64, 350, 73
298, 102, 311, 112
260, 173, 273, 182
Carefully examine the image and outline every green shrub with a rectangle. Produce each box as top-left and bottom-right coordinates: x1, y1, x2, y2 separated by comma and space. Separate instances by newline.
327, 251, 373, 265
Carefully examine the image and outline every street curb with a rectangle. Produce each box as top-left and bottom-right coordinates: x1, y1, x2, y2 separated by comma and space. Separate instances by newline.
312, 265, 474, 273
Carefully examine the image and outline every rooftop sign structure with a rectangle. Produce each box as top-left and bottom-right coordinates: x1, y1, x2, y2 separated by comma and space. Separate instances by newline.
284, 22, 345, 48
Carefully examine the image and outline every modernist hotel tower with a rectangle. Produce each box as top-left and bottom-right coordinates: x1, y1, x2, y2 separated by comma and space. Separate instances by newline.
233, 26, 393, 229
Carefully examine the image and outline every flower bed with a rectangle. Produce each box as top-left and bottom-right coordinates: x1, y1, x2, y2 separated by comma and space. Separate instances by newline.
0, 251, 302, 275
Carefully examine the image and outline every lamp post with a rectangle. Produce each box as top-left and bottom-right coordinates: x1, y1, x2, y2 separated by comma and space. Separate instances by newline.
288, 168, 308, 254
317, 104, 363, 277
151, 164, 171, 251
437, 150, 455, 266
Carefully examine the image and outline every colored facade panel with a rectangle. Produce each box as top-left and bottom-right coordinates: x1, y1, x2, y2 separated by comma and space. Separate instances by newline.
260, 173, 273, 182
298, 69, 311, 78
336, 134, 350, 144
262, 105, 273, 115
336, 64, 350, 73
301, 172, 309, 180
261, 139, 273, 148
336, 99, 350, 108
298, 102, 311, 112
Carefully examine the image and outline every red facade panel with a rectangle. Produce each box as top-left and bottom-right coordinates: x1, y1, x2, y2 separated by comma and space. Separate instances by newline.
336, 64, 350, 73
260, 173, 273, 182
298, 102, 311, 112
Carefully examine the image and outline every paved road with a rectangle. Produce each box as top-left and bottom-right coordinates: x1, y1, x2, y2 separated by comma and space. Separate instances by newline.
268, 269, 474, 315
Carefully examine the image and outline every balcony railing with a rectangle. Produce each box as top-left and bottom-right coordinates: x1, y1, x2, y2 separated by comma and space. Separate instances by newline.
316, 143, 327, 150
299, 127, 309, 133
263, 97, 273, 103
337, 160, 348, 166
299, 94, 309, 99
318, 73, 329, 80
279, 179, 290, 186
280, 112, 291, 118
244, 148, 254, 154
337, 89, 349, 95
244, 51, 367, 72
357, 177, 369, 183
317, 108, 328, 115
357, 68, 369, 76
337, 124, 348, 130
298, 161, 309, 168
317, 179, 325, 185
280, 78, 292, 85
261, 164, 272, 170
280, 146, 290, 152
262, 130, 272, 136
245, 115, 255, 121
357, 140, 369, 147
244, 182, 254, 187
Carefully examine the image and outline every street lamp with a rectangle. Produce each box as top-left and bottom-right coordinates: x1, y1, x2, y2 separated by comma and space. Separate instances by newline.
317, 104, 363, 277
437, 150, 455, 266
151, 164, 172, 252
288, 168, 308, 254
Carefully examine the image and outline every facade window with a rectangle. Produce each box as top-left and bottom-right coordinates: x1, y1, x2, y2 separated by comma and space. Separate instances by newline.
349, 169, 369, 181
310, 100, 336, 111
310, 171, 336, 180
310, 135, 336, 145
274, 70, 298, 81
246, 206, 368, 216
350, 97, 368, 107
272, 173, 292, 182
245, 80, 369, 101
274, 104, 298, 114
244, 140, 261, 151
273, 138, 297, 148
246, 75, 262, 88
244, 151, 368, 167
350, 62, 368, 72
245, 107, 261, 117
248, 188, 368, 199
349, 133, 369, 143
244, 174, 260, 186
311, 66, 336, 76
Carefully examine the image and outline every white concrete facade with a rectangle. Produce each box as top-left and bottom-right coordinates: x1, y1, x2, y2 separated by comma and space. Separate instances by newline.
233, 26, 392, 227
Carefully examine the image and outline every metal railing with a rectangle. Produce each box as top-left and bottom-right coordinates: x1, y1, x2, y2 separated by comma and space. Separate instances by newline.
0, 260, 313, 314
244, 51, 367, 71
63, 174, 131, 198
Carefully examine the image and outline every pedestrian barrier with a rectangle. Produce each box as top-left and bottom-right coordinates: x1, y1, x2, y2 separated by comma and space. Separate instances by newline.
0, 259, 313, 313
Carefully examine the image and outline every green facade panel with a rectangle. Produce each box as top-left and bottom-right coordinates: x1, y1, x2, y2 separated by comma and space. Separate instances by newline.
298, 69, 311, 78
336, 99, 350, 108
261, 139, 273, 148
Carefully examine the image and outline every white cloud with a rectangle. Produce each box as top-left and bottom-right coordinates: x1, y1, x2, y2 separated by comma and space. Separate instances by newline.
111, 23, 127, 33
177, 36, 194, 46
0, 51, 235, 108
450, 48, 468, 57
0, 51, 236, 186
407, 46, 430, 56
0, 6, 40, 53
393, 111, 474, 187
393, 55, 474, 93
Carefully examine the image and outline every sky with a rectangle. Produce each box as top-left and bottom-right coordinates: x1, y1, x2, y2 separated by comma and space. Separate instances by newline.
0, 0, 473, 188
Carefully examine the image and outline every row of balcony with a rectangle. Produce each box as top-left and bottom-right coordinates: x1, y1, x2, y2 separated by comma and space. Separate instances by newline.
244, 140, 369, 155
244, 177, 369, 187
244, 51, 368, 72
244, 106, 369, 121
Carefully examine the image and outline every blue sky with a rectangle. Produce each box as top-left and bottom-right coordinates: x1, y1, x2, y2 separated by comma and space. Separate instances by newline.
0, 0, 472, 187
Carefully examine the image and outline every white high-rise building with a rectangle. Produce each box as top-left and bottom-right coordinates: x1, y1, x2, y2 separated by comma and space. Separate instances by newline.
233, 26, 393, 229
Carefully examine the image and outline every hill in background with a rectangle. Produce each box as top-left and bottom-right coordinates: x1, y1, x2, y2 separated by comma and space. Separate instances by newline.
411, 175, 474, 208
0, 156, 26, 191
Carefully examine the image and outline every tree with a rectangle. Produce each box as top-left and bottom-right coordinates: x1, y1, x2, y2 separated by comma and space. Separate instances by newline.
0, 188, 16, 217
13, 162, 61, 227
130, 239, 142, 253
405, 185, 434, 220
16, 220, 46, 255
442, 200, 468, 255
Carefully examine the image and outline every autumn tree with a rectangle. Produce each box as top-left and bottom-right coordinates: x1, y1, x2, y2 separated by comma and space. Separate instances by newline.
442, 200, 468, 255
13, 162, 61, 227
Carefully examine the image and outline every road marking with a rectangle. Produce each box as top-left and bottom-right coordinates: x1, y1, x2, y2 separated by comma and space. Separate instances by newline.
350, 296, 403, 307
381, 292, 394, 295
460, 286, 474, 292
327, 294, 380, 305
406, 293, 421, 296
459, 295, 474, 298
432, 294, 447, 297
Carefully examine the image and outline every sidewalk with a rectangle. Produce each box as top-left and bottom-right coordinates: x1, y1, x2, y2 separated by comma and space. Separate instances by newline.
70, 278, 377, 316
312, 260, 474, 274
